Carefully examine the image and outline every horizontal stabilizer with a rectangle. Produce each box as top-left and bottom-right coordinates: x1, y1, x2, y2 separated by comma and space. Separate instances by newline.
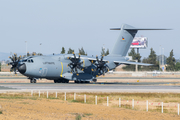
110, 28, 172, 30
114, 61, 153, 66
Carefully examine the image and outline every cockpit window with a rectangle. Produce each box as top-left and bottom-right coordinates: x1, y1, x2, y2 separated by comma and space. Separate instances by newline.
22, 58, 34, 63
22, 59, 27, 62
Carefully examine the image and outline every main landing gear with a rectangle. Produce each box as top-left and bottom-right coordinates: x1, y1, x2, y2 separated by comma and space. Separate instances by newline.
30, 78, 37, 83
74, 80, 90, 83
54, 79, 69, 83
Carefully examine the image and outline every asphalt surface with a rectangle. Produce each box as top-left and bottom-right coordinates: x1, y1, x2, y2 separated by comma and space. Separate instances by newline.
1, 77, 180, 79
0, 82, 180, 93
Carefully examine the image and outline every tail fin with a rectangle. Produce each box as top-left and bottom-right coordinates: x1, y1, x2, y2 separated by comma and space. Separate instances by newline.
110, 24, 171, 56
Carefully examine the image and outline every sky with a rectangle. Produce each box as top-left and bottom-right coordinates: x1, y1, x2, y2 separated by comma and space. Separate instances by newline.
0, 0, 179, 59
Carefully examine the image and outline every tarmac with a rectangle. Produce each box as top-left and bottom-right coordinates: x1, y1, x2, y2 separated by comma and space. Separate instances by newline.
0, 82, 180, 93
0, 75, 180, 93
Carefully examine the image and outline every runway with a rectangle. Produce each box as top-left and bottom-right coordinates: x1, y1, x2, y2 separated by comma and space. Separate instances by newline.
0, 82, 180, 93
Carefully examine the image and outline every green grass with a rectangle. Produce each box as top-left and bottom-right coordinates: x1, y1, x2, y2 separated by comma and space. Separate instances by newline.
75, 114, 81, 120
83, 113, 93, 117
0, 111, 2, 114
20, 102, 30, 104
71, 100, 79, 103
47, 97, 59, 100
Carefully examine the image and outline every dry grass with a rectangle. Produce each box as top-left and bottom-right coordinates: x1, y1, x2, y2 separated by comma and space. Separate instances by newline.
0, 92, 180, 114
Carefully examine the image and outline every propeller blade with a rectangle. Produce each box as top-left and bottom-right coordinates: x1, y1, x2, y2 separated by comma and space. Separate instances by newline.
101, 55, 104, 62
14, 68, 17, 74
73, 52, 76, 58
79, 53, 81, 59
75, 67, 78, 74
8, 53, 22, 74
96, 55, 99, 63
10, 67, 13, 72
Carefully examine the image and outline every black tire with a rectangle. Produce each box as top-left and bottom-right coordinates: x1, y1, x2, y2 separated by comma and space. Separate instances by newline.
32, 79, 35, 83
34, 79, 37, 83
62, 79, 65, 83
93, 79, 97, 82
65, 80, 69, 83
54, 80, 57, 83
75, 80, 80, 83
30, 79, 33, 83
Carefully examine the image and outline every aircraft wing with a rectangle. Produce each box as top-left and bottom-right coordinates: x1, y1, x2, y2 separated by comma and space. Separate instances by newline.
114, 61, 153, 66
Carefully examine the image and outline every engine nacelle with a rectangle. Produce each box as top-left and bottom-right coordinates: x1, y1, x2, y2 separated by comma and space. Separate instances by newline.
80, 59, 92, 68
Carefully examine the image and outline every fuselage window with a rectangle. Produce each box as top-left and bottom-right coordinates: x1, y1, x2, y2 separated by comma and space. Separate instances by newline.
22, 59, 27, 62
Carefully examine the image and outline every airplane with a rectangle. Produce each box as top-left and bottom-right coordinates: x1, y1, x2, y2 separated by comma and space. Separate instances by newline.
8, 24, 170, 83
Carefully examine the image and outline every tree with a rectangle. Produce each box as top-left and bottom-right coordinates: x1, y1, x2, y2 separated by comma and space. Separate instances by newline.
166, 49, 176, 71
122, 48, 141, 71
0, 62, 1, 72
61, 47, 65, 54
105, 49, 109, 56
175, 62, 180, 71
141, 48, 159, 71
129, 48, 136, 60
67, 48, 74, 54
148, 48, 157, 64
101, 47, 106, 56
79, 47, 87, 55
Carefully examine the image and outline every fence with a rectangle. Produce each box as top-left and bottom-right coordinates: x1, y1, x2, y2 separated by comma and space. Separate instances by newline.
27, 91, 180, 115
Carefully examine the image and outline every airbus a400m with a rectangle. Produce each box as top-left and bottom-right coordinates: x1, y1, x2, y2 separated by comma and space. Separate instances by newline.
8, 24, 169, 83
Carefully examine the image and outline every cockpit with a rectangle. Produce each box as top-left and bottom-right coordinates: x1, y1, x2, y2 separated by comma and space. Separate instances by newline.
22, 57, 34, 63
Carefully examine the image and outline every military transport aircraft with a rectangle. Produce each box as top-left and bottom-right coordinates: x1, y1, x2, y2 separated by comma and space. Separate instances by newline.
8, 24, 170, 83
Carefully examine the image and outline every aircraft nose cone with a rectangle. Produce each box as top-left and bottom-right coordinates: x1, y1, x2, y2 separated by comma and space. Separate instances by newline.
18, 63, 26, 74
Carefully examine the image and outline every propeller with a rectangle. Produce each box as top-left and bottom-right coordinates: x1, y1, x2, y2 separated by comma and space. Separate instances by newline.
8, 53, 21, 74
68, 52, 83, 75
94, 55, 109, 75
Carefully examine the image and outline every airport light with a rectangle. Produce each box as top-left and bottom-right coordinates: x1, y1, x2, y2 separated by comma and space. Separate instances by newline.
25, 41, 27, 55
162, 48, 164, 66
40, 43, 42, 54
159, 45, 161, 70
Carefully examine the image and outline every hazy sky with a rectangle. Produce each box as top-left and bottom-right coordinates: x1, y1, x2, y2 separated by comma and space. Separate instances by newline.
0, 0, 179, 59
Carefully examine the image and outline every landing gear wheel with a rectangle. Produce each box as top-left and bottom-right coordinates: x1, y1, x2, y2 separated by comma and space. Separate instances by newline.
65, 80, 69, 83
75, 80, 80, 83
93, 79, 97, 82
30, 79, 37, 83
34, 79, 37, 83
62, 79, 65, 83
54, 80, 58, 83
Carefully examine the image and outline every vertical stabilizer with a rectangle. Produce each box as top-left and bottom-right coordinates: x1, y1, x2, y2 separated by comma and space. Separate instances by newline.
110, 24, 170, 56
110, 24, 137, 56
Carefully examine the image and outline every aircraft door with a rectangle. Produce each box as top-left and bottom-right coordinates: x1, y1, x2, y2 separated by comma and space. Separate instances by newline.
41, 68, 48, 77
